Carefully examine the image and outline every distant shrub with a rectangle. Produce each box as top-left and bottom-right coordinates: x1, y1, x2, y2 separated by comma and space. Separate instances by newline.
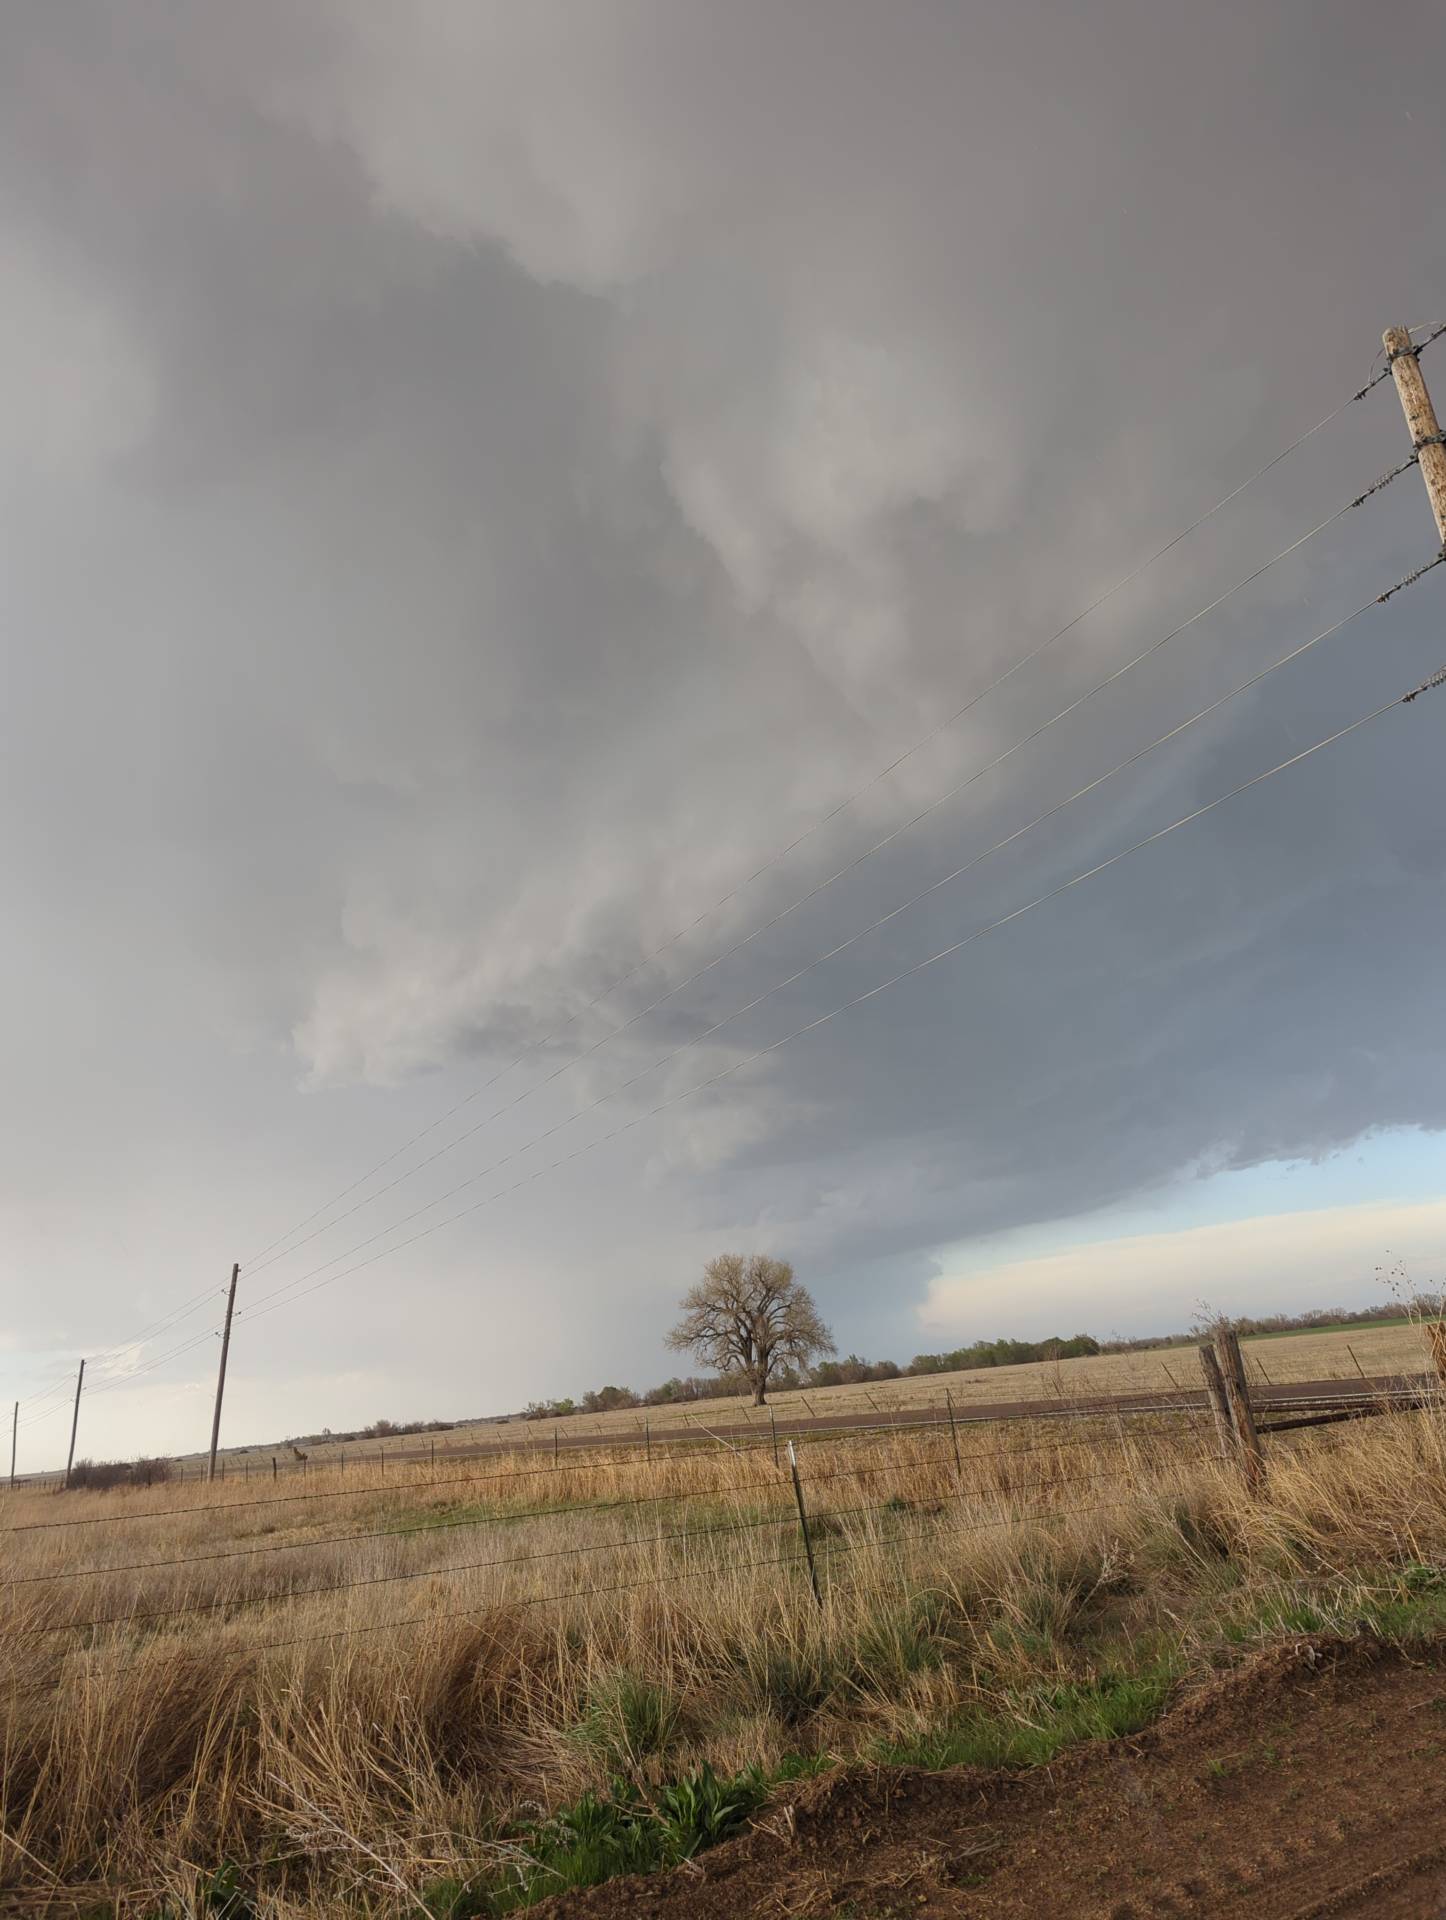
65, 1456, 173, 1492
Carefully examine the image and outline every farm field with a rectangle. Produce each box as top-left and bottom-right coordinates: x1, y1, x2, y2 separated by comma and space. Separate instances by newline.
7, 1395, 1446, 1915
205, 1317, 1433, 1478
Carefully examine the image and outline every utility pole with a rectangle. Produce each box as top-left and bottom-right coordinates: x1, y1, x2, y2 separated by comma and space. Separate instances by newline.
9, 1400, 16, 1490
64, 1359, 85, 1490
1384, 326, 1446, 543
207, 1262, 240, 1483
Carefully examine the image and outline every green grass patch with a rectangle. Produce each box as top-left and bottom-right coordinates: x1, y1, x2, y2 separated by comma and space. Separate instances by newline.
423, 1764, 769, 1917
572, 1668, 683, 1769
1240, 1318, 1406, 1342
873, 1657, 1179, 1772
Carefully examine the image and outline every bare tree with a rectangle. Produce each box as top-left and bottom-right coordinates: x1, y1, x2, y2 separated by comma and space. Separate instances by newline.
667, 1254, 834, 1406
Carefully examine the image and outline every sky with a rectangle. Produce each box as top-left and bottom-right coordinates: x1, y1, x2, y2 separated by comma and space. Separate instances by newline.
3, 1, 1446, 1468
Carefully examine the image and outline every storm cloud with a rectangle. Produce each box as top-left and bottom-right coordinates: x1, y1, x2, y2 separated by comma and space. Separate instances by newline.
3, 1, 1445, 1459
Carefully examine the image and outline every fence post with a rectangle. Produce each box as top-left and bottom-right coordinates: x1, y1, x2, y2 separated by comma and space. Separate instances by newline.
944, 1389, 963, 1483
1214, 1329, 1265, 1491
1425, 1322, 1446, 1390
554, 1424, 559, 1465
645, 1416, 652, 1464
271, 1456, 277, 1481
786, 1441, 823, 1608
770, 1408, 779, 1470
1198, 1344, 1235, 1461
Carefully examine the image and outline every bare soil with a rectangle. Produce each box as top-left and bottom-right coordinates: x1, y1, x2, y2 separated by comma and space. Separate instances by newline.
535, 1636, 1446, 1919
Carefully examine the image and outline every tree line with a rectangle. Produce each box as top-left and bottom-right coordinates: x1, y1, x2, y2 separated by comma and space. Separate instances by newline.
523, 1333, 1103, 1420
518, 1256, 1436, 1422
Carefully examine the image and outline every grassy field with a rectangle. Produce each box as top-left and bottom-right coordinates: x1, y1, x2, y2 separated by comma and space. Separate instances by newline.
7, 1395, 1446, 1914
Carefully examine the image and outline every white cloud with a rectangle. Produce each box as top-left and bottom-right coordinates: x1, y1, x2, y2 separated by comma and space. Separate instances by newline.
921, 1198, 1446, 1338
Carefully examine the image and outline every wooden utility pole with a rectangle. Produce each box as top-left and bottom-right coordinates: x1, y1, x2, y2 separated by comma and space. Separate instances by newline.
1384, 326, 1446, 543
63, 1359, 85, 1490
9, 1399, 16, 1490
207, 1262, 240, 1484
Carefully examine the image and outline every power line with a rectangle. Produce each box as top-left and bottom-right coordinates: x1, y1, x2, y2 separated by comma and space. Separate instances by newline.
13, 1326, 220, 1435
10, 1285, 229, 1439
239, 363, 1412, 1280
237, 552, 1445, 1329
240, 458, 1417, 1290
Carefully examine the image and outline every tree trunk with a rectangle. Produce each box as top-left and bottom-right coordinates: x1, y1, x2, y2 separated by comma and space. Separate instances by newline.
753, 1375, 767, 1407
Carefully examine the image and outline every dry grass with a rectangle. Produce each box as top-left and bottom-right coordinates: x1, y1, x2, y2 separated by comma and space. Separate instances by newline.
5, 1401, 1446, 1916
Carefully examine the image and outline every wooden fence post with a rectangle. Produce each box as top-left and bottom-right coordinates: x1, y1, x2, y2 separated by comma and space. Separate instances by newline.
1198, 1344, 1235, 1461
1214, 1329, 1265, 1491
1423, 1322, 1446, 1390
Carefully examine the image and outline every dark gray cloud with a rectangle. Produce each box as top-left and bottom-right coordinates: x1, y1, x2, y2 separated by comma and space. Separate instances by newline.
3, 0, 1445, 1455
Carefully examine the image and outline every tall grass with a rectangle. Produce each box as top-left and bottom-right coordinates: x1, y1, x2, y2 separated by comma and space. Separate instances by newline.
3, 1408, 1444, 1915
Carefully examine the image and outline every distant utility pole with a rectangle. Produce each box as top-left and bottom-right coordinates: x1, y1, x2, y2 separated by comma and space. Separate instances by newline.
1384, 325, 1446, 543
63, 1359, 85, 1490
9, 1400, 16, 1490
207, 1262, 240, 1483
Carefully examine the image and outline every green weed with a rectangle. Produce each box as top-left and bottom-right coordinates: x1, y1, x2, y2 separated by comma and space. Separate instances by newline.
480, 1763, 767, 1913
573, 1668, 682, 1768
874, 1659, 1177, 1772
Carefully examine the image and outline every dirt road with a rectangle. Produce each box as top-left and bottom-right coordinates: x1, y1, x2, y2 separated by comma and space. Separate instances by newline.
538, 1636, 1446, 1919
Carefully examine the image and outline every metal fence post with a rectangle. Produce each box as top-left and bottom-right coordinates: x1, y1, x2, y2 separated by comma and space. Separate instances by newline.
944, 1388, 963, 1482
787, 1441, 823, 1608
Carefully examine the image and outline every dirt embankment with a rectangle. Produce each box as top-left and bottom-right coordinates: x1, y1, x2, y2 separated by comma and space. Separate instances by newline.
538, 1637, 1446, 1919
